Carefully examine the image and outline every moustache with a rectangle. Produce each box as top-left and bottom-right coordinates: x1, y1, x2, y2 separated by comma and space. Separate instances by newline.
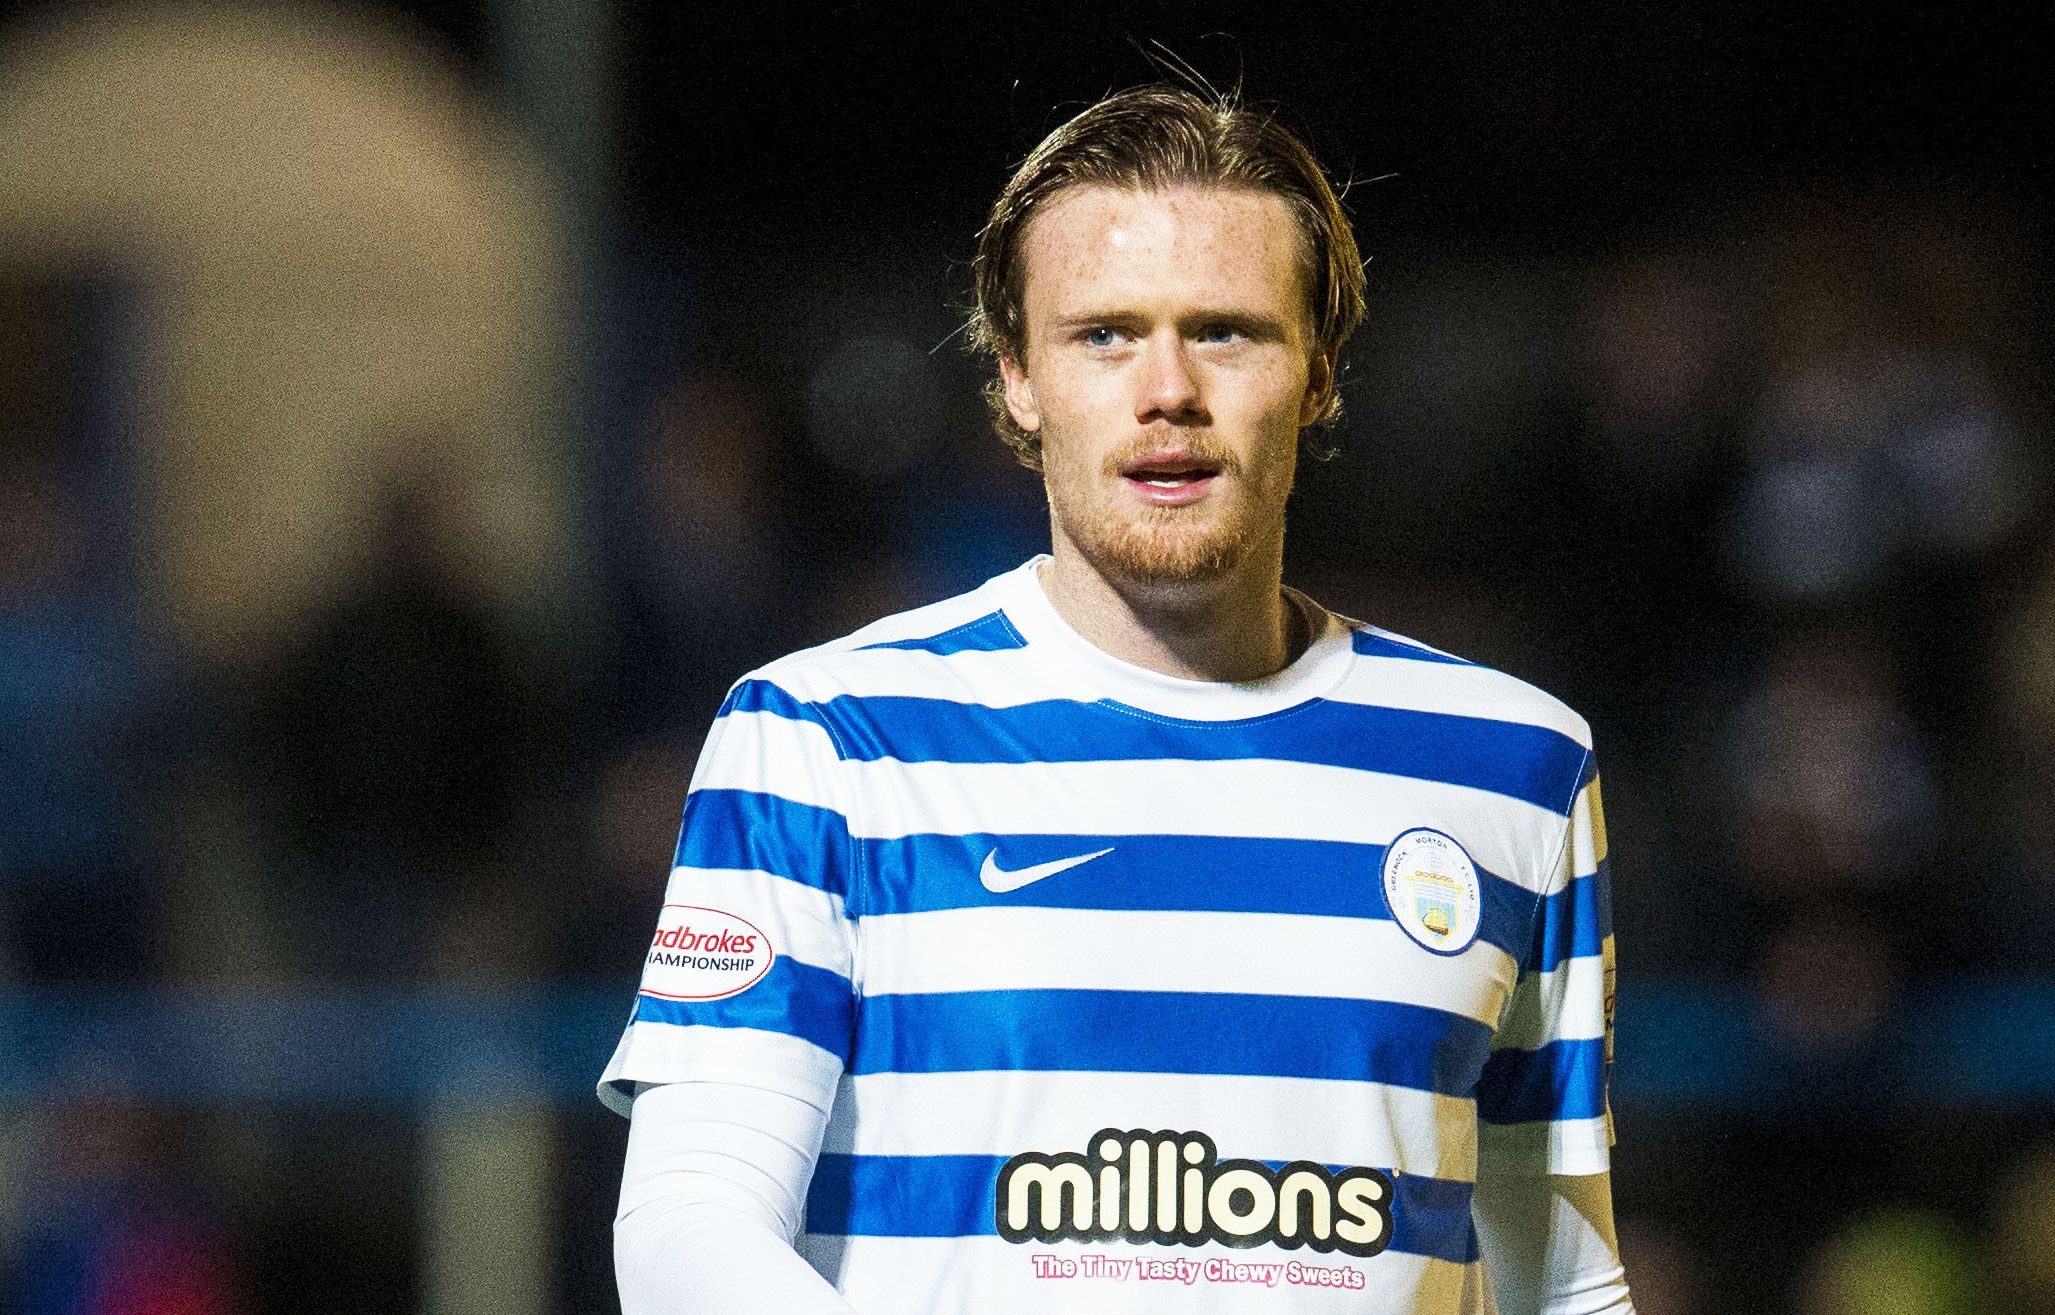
1100, 434, 1242, 479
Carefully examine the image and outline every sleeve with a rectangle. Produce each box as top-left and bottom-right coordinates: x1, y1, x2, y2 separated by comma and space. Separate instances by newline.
597, 676, 862, 1118
1474, 752, 1616, 1176
615, 1080, 859, 1315
1472, 1170, 1634, 1315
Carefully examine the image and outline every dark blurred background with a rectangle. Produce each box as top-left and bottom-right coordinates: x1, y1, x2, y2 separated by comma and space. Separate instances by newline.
1, 2, 2050, 1313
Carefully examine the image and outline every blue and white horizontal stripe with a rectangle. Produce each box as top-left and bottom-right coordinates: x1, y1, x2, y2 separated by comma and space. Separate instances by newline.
600, 557, 1613, 1312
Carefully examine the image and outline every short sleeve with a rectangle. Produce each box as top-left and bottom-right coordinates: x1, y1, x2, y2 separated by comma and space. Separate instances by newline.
1474, 753, 1615, 1176
597, 678, 861, 1117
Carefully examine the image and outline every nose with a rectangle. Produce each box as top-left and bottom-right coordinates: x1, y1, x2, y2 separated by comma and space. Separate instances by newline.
1135, 334, 1205, 425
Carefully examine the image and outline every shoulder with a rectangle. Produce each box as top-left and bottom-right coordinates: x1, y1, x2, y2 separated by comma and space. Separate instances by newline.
727, 565, 1031, 707
1329, 616, 1594, 756
1325, 618, 1597, 882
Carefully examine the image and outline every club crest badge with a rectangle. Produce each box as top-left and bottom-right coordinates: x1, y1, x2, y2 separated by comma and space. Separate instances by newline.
1381, 828, 1483, 955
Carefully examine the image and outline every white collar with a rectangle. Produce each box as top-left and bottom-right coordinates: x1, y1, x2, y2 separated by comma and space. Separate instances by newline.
990, 556, 1355, 721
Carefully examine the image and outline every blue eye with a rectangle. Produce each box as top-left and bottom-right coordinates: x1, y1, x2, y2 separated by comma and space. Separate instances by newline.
1199, 323, 1244, 344
1085, 327, 1120, 348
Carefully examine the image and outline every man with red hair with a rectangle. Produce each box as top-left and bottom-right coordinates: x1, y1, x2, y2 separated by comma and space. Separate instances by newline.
604, 84, 1634, 1315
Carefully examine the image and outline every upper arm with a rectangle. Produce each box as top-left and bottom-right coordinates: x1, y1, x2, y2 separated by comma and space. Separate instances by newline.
598, 678, 862, 1116
1476, 756, 1616, 1177
1473, 755, 1632, 1314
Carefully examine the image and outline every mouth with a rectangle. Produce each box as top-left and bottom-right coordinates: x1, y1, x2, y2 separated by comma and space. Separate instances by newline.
1118, 450, 1224, 505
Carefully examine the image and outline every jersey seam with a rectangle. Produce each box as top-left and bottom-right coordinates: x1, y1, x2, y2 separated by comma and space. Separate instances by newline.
885, 610, 1022, 652
991, 609, 1030, 649
1541, 746, 1592, 897
800, 695, 867, 928
1084, 693, 1337, 730
1528, 745, 1594, 985
806, 702, 867, 1051
1353, 624, 1477, 666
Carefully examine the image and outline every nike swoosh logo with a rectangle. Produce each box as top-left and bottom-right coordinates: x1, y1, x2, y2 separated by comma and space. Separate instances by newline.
979, 846, 1115, 894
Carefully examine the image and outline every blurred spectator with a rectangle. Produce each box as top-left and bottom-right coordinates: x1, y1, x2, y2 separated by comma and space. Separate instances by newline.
1750, 904, 1901, 1117
0, 451, 156, 982
550, 734, 698, 980
243, 465, 534, 981
1722, 628, 1941, 901
0, 0, 576, 669
1570, 248, 1749, 694
0, 273, 162, 984
1727, 343, 2009, 604
1576, 251, 1743, 517
602, 369, 804, 731
1728, 189, 2039, 602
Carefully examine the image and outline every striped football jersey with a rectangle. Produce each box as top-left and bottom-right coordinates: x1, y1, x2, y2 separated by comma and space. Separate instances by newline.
599, 556, 1616, 1313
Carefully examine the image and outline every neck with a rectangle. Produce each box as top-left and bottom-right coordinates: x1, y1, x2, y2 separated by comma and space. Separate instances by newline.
1038, 537, 1306, 683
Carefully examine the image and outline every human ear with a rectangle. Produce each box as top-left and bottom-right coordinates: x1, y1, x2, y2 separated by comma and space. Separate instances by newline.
999, 355, 1042, 432
1299, 352, 1336, 428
